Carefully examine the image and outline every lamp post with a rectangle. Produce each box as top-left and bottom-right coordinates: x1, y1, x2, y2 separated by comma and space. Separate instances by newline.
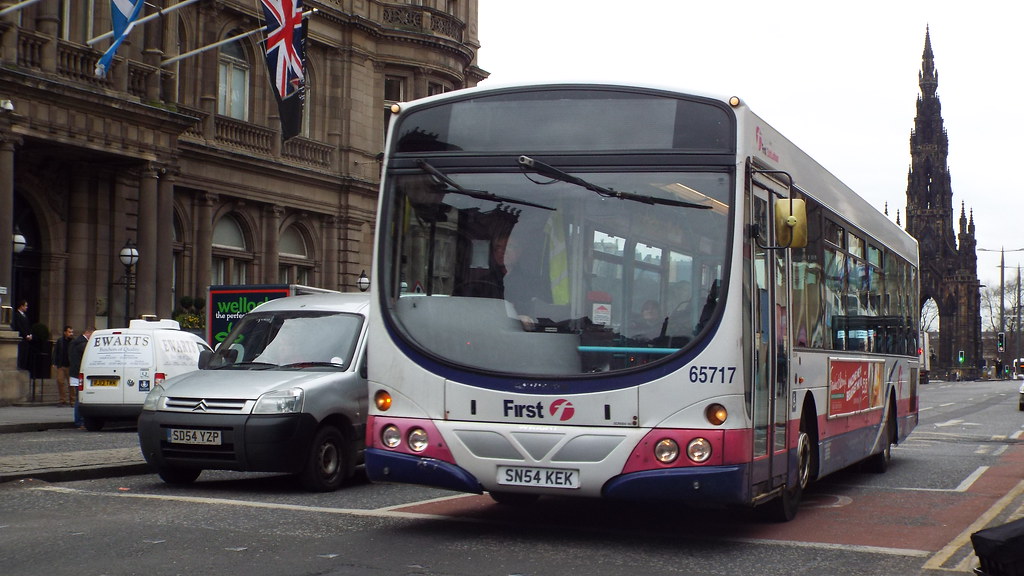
978, 246, 1024, 378
119, 239, 139, 327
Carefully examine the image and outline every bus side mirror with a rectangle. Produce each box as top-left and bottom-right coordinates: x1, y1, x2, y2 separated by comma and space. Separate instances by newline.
774, 198, 807, 249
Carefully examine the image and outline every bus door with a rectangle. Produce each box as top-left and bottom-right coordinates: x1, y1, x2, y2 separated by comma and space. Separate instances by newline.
749, 182, 792, 498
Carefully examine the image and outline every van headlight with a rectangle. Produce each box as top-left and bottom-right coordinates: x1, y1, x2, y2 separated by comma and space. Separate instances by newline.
253, 388, 303, 414
142, 384, 167, 411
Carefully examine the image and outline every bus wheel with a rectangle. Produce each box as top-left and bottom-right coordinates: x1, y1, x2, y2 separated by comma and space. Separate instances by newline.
758, 430, 809, 523
864, 410, 894, 474
157, 466, 201, 485
489, 491, 540, 506
299, 425, 347, 492
795, 430, 812, 491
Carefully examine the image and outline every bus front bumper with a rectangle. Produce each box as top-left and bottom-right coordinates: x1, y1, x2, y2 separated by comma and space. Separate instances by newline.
365, 448, 484, 494
602, 464, 748, 504
367, 447, 749, 506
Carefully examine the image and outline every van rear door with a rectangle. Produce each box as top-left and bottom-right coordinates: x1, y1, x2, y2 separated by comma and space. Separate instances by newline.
82, 330, 154, 406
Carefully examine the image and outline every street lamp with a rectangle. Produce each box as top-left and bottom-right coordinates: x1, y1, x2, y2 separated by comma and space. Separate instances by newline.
119, 239, 139, 327
12, 228, 26, 254
357, 270, 370, 292
978, 247, 1024, 334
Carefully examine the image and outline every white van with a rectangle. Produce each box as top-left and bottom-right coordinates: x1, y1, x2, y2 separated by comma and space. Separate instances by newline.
137, 293, 369, 492
79, 318, 210, 431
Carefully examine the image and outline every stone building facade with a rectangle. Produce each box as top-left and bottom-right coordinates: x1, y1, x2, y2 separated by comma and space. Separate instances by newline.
0, 0, 486, 343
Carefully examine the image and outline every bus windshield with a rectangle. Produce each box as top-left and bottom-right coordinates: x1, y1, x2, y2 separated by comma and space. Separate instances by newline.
381, 164, 732, 376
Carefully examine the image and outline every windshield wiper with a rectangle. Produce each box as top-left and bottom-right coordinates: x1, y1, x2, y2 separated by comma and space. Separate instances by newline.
416, 159, 553, 211
218, 361, 277, 370
517, 155, 712, 210
280, 361, 345, 369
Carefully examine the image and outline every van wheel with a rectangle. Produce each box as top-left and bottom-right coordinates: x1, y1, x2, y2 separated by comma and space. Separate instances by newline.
83, 417, 103, 432
299, 425, 347, 492
157, 466, 201, 485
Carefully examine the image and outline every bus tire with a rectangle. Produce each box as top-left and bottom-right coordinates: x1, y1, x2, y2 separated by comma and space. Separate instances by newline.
758, 428, 811, 523
299, 425, 347, 492
489, 491, 540, 506
864, 407, 895, 474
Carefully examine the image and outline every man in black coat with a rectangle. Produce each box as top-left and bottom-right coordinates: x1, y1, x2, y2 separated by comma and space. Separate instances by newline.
10, 299, 32, 371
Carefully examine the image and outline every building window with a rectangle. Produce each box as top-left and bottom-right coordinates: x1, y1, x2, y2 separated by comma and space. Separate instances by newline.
278, 225, 313, 285
384, 76, 405, 102
211, 214, 251, 285
218, 39, 250, 120
427, 82, 448, 96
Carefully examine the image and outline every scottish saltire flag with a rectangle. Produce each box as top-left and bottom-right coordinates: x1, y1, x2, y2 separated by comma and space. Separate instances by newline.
260, 0, 307, 141
95, 0, 145, 78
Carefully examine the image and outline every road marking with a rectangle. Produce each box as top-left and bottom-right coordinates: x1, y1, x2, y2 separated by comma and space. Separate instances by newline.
32, 486, 932, 557
923, 479, 1024, 571
835, 466, 989, 493
1012, 430, 1023, 440
940, 403, 956, 407
935, 419, 963, 427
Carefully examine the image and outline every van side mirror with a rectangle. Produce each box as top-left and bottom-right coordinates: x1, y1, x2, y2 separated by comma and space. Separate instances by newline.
774, 198, 807, 248
198, 349, 215, 369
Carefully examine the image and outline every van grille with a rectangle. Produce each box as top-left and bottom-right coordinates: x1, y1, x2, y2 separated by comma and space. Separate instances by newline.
163, 396, 249, 413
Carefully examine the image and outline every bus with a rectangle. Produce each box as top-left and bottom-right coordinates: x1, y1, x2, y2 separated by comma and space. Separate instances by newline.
365, 83, 920, 521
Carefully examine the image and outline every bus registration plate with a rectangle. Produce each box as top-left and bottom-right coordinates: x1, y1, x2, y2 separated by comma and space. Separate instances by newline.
168, 428, 221, 445
497, 466, 579, 489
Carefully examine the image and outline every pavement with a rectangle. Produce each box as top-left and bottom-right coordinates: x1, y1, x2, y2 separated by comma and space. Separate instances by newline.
0, 403, 151, 483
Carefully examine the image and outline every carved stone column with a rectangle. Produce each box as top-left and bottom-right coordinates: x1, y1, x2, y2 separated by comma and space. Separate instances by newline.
263, 205, 282, 284
156, 166, 176, 318
195, 193, 216, 299
134, 165, 159, 318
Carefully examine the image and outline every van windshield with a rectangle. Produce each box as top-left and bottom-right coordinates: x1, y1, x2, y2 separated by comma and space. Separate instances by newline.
206, 311, 363, 370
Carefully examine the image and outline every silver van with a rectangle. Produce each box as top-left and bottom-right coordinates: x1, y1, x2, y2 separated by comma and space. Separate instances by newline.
137, 292, 369, 492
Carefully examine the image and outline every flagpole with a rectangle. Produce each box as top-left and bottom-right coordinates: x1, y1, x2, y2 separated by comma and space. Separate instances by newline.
161, 8, 317, 67
0, 0, 44, 18
87, 0, 202, 46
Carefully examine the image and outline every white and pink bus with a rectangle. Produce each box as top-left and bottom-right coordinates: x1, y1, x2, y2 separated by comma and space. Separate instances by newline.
365, 83, 920, 521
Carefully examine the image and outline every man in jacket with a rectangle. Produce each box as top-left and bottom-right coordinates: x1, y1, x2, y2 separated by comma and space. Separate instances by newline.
52, 326, 75, 406
68, 327, 94, 428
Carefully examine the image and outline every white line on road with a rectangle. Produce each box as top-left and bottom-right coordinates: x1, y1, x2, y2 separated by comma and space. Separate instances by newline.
33, 486, 933, 558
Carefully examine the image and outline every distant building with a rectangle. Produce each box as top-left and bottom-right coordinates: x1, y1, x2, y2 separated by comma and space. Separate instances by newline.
1, 0, 486, 335
903, 28, 982, 375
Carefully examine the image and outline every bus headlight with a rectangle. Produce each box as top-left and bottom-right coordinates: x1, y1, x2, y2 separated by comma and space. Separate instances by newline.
374, 390, 393, 411
687, 438, 712, 463
654, 438, 679, 463
705, 403, 728, 426
381, 424, 401, 448
407, 428, 429, 452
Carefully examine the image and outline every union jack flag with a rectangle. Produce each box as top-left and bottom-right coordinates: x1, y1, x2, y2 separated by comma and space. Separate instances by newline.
260, 0, 307, 141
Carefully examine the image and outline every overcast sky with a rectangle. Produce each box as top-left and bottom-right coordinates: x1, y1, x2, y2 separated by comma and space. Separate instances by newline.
476, 1, 1024, 298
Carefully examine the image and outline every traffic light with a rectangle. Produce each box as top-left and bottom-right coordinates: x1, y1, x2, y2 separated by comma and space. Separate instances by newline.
997, 332, 1006, 353
958, 350, 965, 364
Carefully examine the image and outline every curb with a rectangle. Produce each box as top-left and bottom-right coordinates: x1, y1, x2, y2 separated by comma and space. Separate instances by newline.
0, 422, 77, 434
0, 462, 153, 484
